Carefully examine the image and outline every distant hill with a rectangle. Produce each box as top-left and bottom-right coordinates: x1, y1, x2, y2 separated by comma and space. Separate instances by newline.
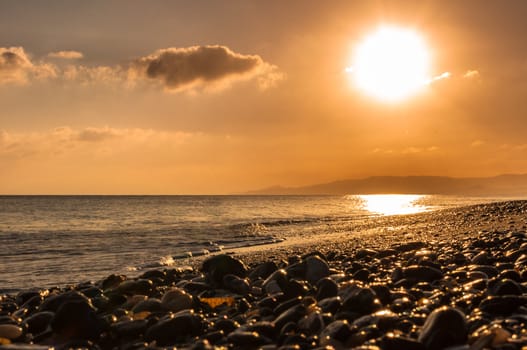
247, 174, 527, 196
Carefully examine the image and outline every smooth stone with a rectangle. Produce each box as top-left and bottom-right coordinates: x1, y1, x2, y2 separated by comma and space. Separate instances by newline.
0, 324, 23, 340
285, 262, 305, 279
316, 278, 338, 300
50, 300, 102, 341
471, 251, 490, 265
274, 304, 308, 330
39, 291, 91, 313
213, 317, 240, 335
144, 311, 204, 346
19, 295, 43, 311
100, 274, 126, 290
355, 249, 378, 259
222, 274, 251, 295
401, 265, 443, 283
298, 311, 325, 334
318, 296, 342, 314
203, 330, 225, 344
249, 261, 278, 280
469, 265, 499, 278
227, 331, 271, 347
380, 334, 425, 350
479, 295, 527, 315
395, 241, 427, 252
15, 291, 41, 306
369, 284, 391, 306
115, 279, 153, 296
181, 281, 210, 294
110, 319, 149, 337
131, 298, 163, 313
353, 310, 399, 332
241, 321, 276, 339
263, 269, 288, 294
498, 269, 521, 282
0, 316, 21, 325
201, 254, 247, 287
342, 288, 382, 315
161, 288, 193, 312
319, 320, 352, 347
139, 269, 165, 280
283, 279, 309, 299
78, 286, 103, 299
22, 311, 54, 335
0, 345, 52, 350
257, 296, 279, 309
122, 295, 148, 310
352, 269, 370, 282
274, 297, 302, 315
304, 256, 330, 284
374, 249, 397, 259
418, 306, 468, 350
489, 278, 523, 296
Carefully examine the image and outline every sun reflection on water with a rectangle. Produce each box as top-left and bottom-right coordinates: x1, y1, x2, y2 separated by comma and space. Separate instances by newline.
358, 194, 428, 215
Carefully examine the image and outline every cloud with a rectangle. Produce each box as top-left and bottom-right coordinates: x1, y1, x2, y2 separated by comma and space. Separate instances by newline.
1, 45, 283, 92
77, 127, 121, 142
463, 70, 480, 79
131, 45, 282, 91
0, 126, 198, 159
471, 140, 484, 147
62, 64, 125, 85
426, 72, 450, 85
48, 50, 84, 59
0, 47, 57, 84
371, 146, 439, 155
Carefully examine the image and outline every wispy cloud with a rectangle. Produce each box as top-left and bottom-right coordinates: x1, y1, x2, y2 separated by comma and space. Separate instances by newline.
0, 126, 198, 159
371, 146, 439, 155
48, 50, 84, 59
463, 70, 480, 79
471, 140, 484, 147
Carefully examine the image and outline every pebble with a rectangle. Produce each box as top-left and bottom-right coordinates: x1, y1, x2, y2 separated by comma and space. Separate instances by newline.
160, 287, 193, 312
418, 306, 468, 350
0, 324, 23, 340
201, 254, 247, 287
304, 255, 330, 284
144, 311, 204, 346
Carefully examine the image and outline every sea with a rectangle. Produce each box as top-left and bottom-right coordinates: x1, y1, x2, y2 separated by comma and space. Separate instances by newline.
0, 194, 518, 293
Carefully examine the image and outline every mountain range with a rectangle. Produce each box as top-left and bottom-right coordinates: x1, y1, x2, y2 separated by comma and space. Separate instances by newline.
247, 174, 527, 196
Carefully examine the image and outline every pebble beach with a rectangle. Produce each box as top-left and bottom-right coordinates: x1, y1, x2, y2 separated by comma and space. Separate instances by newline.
1, 200, 527, 350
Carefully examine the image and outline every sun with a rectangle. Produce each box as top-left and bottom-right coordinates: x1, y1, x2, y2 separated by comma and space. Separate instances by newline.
350, 26, 431, 102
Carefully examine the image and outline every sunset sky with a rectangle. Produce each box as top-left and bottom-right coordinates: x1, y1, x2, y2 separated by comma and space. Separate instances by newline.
1, 1, 527, 194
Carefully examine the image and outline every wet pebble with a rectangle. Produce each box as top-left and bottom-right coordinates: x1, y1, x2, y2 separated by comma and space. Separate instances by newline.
418, 306, 468, 350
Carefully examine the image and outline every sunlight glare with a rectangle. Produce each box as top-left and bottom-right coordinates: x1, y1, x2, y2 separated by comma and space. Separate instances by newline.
359, 194, 428, 215
350, 26, 431, 102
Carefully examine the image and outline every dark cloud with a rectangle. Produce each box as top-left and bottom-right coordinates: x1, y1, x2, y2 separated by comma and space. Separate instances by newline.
132, 45, 281, 90
77, 127, 119, 142
0, 47, 56, 84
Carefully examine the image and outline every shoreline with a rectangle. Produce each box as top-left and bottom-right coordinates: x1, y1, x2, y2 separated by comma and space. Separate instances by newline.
211, 199, 527, 265
1, 200, 527, 349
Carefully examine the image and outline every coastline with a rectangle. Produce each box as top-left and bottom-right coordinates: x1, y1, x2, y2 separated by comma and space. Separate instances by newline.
1, 200, 527, 349
222, 199, 527, 265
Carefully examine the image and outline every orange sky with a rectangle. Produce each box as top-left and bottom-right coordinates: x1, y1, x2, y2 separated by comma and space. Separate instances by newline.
1, 1, 527, 194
